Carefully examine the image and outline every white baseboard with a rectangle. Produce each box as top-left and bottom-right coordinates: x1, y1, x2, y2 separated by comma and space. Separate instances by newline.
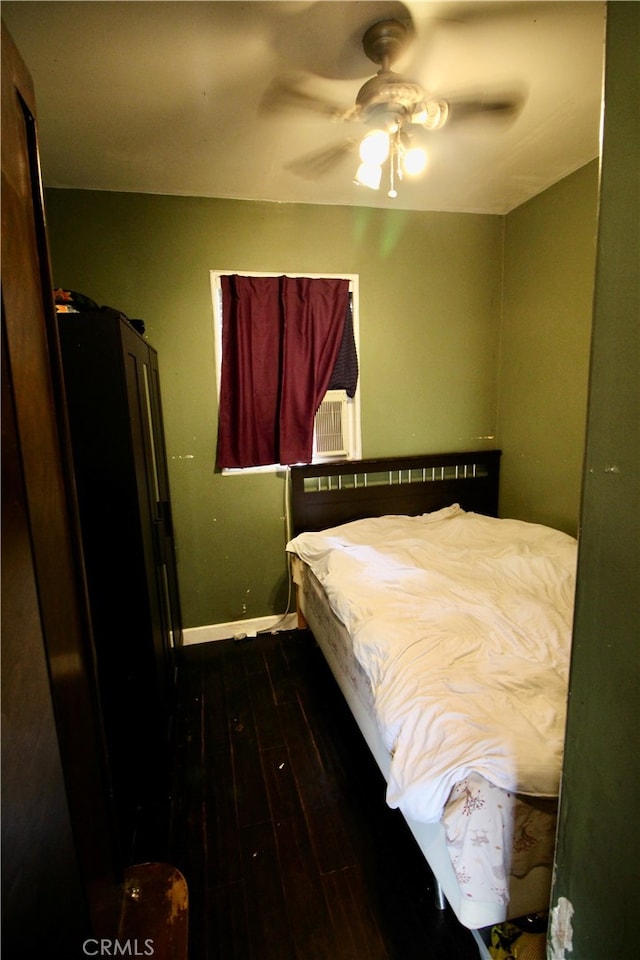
182, 612, 298, 646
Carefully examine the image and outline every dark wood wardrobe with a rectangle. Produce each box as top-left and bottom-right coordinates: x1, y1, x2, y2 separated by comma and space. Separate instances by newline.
57, 310, 183, 857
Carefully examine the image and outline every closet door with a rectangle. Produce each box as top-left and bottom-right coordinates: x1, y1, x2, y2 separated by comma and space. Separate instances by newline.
2, 22, 120, 950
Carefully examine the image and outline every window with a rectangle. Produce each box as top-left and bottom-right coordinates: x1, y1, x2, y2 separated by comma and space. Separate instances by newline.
211, 271, 361, 473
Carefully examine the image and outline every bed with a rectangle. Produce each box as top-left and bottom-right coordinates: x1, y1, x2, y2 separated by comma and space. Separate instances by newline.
285, 450, 576, 953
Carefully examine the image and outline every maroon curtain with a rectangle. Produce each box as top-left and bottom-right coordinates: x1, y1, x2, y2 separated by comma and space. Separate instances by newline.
216, 275, 350, 468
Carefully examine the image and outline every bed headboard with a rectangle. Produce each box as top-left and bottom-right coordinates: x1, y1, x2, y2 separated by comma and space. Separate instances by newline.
289, 450, 501, 536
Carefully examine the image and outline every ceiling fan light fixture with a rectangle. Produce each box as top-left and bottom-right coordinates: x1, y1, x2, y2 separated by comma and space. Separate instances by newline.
403, 145, 427, 176
354, 161, 382, 190
358, 129, 390, 165
354, 123, 427, 195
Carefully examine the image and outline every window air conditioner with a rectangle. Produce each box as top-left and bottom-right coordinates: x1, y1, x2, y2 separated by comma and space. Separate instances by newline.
314, 390, 349, 458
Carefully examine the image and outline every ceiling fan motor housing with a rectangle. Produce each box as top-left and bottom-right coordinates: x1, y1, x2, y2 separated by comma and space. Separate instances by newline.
356, 72, 424, 119
361, 18, 413, 69
358, 19, 426, 125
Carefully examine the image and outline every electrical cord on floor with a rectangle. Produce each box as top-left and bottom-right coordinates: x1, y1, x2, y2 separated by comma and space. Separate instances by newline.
256, 465, 294, 636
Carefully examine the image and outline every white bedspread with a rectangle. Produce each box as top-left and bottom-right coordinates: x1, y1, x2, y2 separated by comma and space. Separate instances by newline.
286, 505, 577, 825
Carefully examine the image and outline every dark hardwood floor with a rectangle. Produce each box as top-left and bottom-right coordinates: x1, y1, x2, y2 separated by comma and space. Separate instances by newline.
137, 629, 481, 960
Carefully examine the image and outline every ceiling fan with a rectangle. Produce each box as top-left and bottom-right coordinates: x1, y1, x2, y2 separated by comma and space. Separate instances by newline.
262, 17, 524, 198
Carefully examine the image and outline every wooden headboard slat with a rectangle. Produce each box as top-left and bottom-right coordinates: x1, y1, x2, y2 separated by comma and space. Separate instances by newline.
289, 450, 501, 535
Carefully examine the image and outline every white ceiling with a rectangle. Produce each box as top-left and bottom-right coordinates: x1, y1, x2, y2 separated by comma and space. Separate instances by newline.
2, 1, 606, 214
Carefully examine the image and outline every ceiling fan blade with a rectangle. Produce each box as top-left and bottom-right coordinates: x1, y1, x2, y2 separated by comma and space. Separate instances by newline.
442, 89, 527, 128
268, 1, 415, 80
285, 139, 357, 181
260, 73, 349, 121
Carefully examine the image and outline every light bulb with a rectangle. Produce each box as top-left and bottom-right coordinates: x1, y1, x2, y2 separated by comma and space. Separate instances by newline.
359, 130, 390, 165
403, 146, 427, 176
354, 162, 382, 190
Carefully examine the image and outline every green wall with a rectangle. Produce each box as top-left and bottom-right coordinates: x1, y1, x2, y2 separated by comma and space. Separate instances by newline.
45, 162, 597, 629
499, 161, 599, 533
45, 193, 502, 628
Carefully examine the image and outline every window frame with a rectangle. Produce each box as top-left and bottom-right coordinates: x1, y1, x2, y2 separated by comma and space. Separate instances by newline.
210, 270, 361, 475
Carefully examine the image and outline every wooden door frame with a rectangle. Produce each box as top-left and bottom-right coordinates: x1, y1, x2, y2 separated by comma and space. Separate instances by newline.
2, 20, 121, 946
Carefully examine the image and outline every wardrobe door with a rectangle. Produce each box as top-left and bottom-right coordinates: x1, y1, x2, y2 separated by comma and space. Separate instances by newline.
119, 322, 174, 722
145, 346, 183, 663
